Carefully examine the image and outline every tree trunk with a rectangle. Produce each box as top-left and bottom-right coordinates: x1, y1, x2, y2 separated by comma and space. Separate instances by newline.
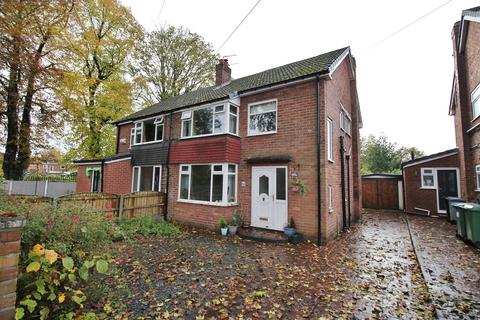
2, 37, 21, 180
86, 82, 101, 158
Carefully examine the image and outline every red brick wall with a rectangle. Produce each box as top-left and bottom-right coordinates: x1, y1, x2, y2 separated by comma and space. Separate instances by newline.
452, 21, 480, 202
76, 164, 101, 192
169, 135, 240, 164
403, 153, 460, 214
117, 123, 134, 154
103, 159, 133, 194
323, 58, 361, 241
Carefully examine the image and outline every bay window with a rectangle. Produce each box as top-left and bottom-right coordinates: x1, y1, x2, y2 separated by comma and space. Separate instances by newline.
131, 116, 164, 146
179, 163, 237, 204
132, 166, 162, 192
181, 103, 238, 138
248, 99, 277, 135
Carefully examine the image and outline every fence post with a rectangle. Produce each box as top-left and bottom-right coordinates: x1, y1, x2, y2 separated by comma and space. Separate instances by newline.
43, 180, 49, 197
8, 181, 13, 195
118, 194, 124, 221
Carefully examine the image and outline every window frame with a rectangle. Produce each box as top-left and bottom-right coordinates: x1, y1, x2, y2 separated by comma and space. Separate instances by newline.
177, 163, 238, 206
129, 128, 135, 149
131, 165, 162, 192
327, 118, 334, 162
328, 185, 333, 212
339, 105, 352, 136
420, 168, 436, 189
476, 165, 480, 191
472, 83, 480, 121
131, 116, 165, 146
90, 169, 101, 192
247, 99, 278, 136
180, 103, 239, 139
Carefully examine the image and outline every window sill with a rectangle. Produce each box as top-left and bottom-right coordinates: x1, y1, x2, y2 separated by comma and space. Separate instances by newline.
420, 187, 436, 190
475, 189, 480, 192
328, 159, 335, 163
177, 199, 238, 207
247, 131, 277, 137
180, 132, 240, 140
328, 208, 334, 213
132, 140, 164, 147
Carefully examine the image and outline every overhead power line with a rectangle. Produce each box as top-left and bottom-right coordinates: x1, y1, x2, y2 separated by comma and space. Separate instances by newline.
216, 0, 263, 53
366, 0, 455, 51
154, 0, 166, 29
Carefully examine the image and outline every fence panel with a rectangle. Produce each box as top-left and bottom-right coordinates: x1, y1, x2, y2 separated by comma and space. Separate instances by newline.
3, 180, 75, 198
57, 192, 120, 217
122, 191, 165, 218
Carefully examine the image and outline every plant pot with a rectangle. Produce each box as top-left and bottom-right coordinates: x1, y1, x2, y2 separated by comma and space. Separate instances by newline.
228, 225, 238, 234
221, 227, 228, 236
283, 227, 296, 237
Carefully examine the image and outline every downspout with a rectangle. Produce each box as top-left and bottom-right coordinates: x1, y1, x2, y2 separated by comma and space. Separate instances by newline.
316, 75, 322, 245
164, 111, 174, 221
100, 159, 105, 192
340, 136, 347, 230
346, 154, 351, 228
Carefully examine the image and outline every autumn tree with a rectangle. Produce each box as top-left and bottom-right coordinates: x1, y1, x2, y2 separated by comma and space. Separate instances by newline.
133, 26, 217, 106
361, 134, 424, 174
57, 0, 142, 160
0, 1, 73, 180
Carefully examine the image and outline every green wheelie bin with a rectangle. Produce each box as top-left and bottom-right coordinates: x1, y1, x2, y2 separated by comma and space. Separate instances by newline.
453, 203, 468, 240
463, 203, 480, 248
445, 197, 465, 223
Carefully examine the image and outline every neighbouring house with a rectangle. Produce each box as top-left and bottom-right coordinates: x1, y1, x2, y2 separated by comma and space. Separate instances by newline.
27, 162, 66, 175
402, 149, 461, 215
449, 6, 480, 202
74, 47, 362, 243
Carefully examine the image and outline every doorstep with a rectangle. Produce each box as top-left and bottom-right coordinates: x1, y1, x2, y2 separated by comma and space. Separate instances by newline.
237, 226, 289, 243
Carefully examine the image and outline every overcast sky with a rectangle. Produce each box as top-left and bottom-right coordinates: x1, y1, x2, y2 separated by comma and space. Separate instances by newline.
122, 0, 478, 155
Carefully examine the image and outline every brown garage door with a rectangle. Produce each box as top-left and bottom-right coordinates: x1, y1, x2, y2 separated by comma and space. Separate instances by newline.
362, 176, 401, 210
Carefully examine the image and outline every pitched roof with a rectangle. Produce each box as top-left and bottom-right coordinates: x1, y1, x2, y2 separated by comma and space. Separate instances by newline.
115, 47, 350, 123
401, 148, 458, 168
463, 6, 480, 17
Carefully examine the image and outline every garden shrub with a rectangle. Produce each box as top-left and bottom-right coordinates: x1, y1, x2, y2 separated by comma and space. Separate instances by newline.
21, 203, 114, 264
115, 215, 181, 240
16, 244, 112, 320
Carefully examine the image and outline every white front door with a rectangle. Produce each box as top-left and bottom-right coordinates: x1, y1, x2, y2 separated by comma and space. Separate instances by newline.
251, 166, 288, 230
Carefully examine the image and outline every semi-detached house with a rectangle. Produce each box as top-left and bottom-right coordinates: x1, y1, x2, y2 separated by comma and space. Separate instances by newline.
74, 47, 363, 243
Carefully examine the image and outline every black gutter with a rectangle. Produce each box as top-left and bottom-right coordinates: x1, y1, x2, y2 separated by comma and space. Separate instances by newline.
163, 111, 173, 221
346, 154, 351, 228
316, 75, 322, 245
340, 136, 347, 230
115, 124, 120, 154
100, 159, 105, 192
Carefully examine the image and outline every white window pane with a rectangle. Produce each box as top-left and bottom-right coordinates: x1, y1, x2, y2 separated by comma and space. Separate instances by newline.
193, 108, 213, 135
154, 116, 163, 124
212, 174, 223, 202
213, 165, 223, 172
180, 174, 189, 199
250, 102, 276, 114
181, 165, 189, 172
423, 175, 434, 187
249, 112, 276, 134
153, 167, 161, 191
156, 124, 163, 141
230, 105, 238, 115
228, 174, 236, 203
229, 114, 237, 134
215, 105, 225, 113
140, 167, 153, 191
473, 98, 480, 119
182, 119, 192, 137
228, 165, 236, 173
214, 112, 225, 133
190, 165, 211, 201
181, 111, 191, 119
133, 167, 139, 191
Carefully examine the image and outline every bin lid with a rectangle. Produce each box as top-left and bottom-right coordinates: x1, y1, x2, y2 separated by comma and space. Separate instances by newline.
454, 202, 480, 211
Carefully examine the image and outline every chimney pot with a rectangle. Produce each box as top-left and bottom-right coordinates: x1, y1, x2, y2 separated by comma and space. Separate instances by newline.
216, 59, 231, 86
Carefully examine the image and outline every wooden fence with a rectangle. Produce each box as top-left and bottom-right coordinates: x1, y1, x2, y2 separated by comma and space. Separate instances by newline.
56, 191, 165, 219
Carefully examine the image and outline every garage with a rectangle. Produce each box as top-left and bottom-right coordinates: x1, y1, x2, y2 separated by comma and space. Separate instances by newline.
362, 174, 404, 210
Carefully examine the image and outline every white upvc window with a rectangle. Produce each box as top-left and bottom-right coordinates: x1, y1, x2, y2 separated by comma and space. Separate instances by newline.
248, 99, 277, 136
476, 165, 480, 191
328, 185, 333, 212
472, 83, 480, 120
129, 128, 135, 149
178, 163, 237, 205
181, 103, 238, 138
132, 166, 162, 192
421, 168, 435, 189
131, 116, 164, 146
327, 118, 334, 162
339, 105, 351, 135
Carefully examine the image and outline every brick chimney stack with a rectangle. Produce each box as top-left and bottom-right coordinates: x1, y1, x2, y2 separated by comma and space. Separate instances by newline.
215, 59, 231, 86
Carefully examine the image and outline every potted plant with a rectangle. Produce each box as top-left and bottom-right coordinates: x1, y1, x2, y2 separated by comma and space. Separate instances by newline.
228, 210, 243, 235
283, 217, 296, 237
219, 216, 228, 236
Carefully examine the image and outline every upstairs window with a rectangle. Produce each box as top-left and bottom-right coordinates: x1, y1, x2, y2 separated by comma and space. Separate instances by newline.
421, 168, 435, 189
181, 103, 238, 138
132, 116, 164, 146
340, 105, 352, 135
248, 100, 277, 135
130, 128, 135, 148
472, 84, 480, 120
